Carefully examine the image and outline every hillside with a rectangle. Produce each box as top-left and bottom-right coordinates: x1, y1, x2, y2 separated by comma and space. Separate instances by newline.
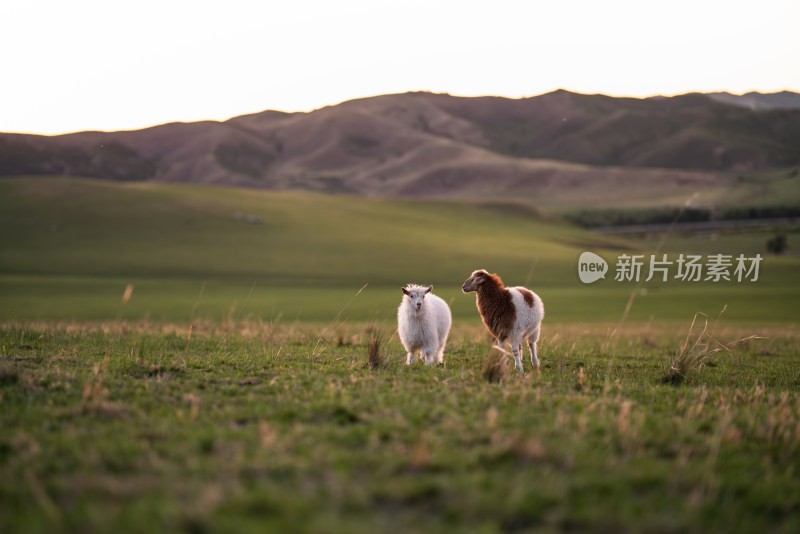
1, 177, 797, 325
708, 90, 800, 110
0, 177, 620, 286
1, 91, 799, 209
0, 176, 629, 322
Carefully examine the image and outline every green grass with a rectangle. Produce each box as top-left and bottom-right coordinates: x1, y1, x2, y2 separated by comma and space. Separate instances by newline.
624, 225, 799, 256
553, 167, 800, 224
1, 177, 798, 326
2, 176, 799, 532
719, 168, 800, 209
0, 176, 603, 284
1, 322, 799, 533
1, 274, 798, 327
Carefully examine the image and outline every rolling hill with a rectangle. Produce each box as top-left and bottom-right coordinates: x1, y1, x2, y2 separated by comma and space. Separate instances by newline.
0, 176, 628, 323
1, 91, 798, 210
0, 177, 797, 324
707, 90, 800, 110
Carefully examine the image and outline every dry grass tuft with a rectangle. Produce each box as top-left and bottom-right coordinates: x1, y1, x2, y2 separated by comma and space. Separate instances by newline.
664, 306, 763, 385
366, 325, 388, 370
482, 345, 508, 383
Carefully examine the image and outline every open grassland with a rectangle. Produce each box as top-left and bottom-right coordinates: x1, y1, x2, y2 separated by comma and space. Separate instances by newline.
528, 166, 800, 213
624, 225, 800, 256
717, 168, 800, 210
2, 177, 799, 532
1, 177, 798, 326
1, 321, 799, 533
2, 275, 798, 329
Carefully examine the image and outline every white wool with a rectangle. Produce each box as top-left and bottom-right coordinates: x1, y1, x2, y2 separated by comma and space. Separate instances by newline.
502, 286, 545, 372
507, 286, 545, 351
397, 284, 452, 366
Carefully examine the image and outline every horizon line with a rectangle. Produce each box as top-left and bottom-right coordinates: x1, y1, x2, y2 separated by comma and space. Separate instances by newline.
4, 87, 798, 137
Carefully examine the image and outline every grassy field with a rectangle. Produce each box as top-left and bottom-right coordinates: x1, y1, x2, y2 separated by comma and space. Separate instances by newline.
2, 177, 799, 532
1, 177, 798, 326
1, 321, 799, 533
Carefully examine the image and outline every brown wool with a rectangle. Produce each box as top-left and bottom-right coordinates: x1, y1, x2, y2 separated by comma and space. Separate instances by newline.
475, 272, 516, 343
517, 287, 536, 308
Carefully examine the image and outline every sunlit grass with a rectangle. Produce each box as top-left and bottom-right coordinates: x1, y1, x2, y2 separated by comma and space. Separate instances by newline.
1, 320, 798, 533
1, 177, 798, 327
663, 306, 763, 385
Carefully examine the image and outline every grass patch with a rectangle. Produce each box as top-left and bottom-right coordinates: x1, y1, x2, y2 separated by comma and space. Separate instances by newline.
663, 306, 763, 385
366, 323, 389, 371
1, 321, 799, 533
480, 345, 508, 384
1, 177, 798, 327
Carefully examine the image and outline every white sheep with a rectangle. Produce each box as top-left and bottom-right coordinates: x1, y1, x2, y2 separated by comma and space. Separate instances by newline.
461, 269, 544, 372
397, 284, 452, 366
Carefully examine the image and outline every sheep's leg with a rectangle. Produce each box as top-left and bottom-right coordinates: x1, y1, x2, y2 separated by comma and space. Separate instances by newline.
528, 326, 541, 370
406, 351, 416, 365
435, 340, 446, 364
512, 344, 524, 373
422, 348, 436, 366
528, 340, 540, 370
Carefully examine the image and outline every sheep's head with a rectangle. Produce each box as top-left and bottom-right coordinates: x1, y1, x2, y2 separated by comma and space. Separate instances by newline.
462, 269, 492, 293
402, 285, 433, 312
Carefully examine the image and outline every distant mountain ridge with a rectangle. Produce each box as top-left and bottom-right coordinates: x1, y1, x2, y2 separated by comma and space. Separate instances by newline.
1, 90, 798, 204
707, 91, 800, 110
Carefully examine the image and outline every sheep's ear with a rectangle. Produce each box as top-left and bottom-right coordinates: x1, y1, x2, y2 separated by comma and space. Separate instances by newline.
425, 285, 433, 294
402, 287, 410, 296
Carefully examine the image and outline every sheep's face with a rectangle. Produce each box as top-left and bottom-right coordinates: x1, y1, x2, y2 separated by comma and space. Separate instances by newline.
462, 269, 489, 293
402, 285, 433, 312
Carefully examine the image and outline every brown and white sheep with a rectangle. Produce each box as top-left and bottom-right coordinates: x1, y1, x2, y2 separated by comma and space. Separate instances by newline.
461, 269, 544, 372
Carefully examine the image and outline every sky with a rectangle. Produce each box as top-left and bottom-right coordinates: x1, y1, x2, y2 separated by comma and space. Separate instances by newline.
3, 0, 799, 135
